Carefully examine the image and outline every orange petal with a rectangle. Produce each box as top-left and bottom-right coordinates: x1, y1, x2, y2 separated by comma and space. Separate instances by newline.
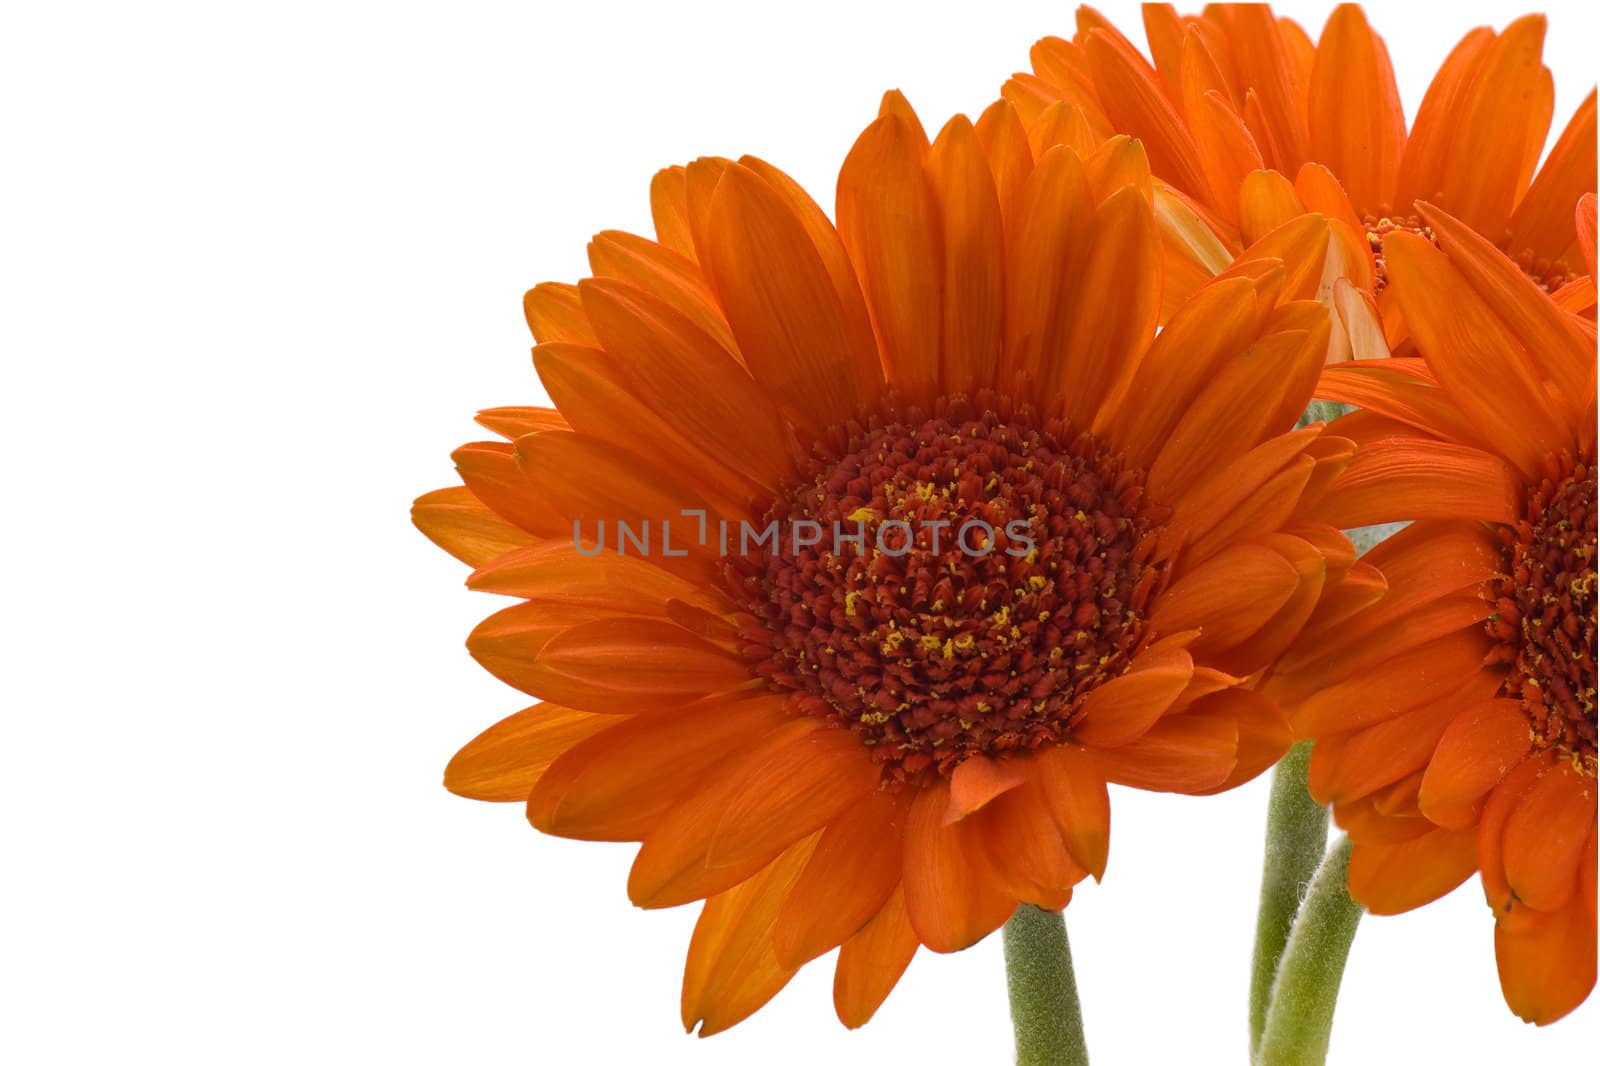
901, 780, 1018, 953
522, 282, 598, 346
1387, 199, 1572, 482
973, 768, 1086, 907
700, 163, 883, 434
1238, 168, 1303, 246
474, 406, 567, 439
411, 485, 535, 567
1415, 201, 1592, 417
1032, 745, 1112, 880
1158, 425, 1319, 561
585, 230, 736, 355
510, 616, 751, 713
1082, 27, 1208, 202
444, 703, 617, 802
1000, 146, 1094, 393
1091, 712, 1237, 793
1395, 27, 1496, 211
1073, 646, 1195, 747
1347, 825, 1478, 915
451, 441, 566, 538
928, 115, 1005, 396
1502, 761, 1596, 912
1316, 358, 1484, 445
681, 836, 816, 1036
1278, 519, 1498, 680
1311, 695, 1462, 807
1149, 541, 1299, 653
527, 694, 790, 841
1292, 629, 1494, 737
577, 277, 798, 490
1147, 325, 1324, 501
1307, 5, 1404, 211
1312, 436, 1521, 529
946, 755, 1029, 824
1047, 185, 1160, 430
1183, 39, 1263, 224
514, 429, 721, 576
629, 721, 880, 907
1480, 751, 1554, 909
1495, 893, 1597, 1025
1224, 5, 1311, 173
833, 887, 919, 1029
648, 166, 696, 260
530, 344, 755, 524
1106, 274, 1263, 463
1081, 135, 1154, 206
774, 787, 908, 967
1205, 531, 1327, 677
736, 154, 884, 378
1027, 101, 1097, 160
1418, 699, 1535, 829
973, 99, 1034, 238
1578, 193, 1598, 279
1435, 16, 1550, 238
467, 540, 707, 618
1508, 89, 1596, 266
836, 112, 942, 403
1182, 688, 1293, 794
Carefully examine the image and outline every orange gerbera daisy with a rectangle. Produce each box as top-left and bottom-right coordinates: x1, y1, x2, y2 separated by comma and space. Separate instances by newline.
1005, 4, 1598, 329
415, 91, 1359, 1035
1267, 197, 1598, 1024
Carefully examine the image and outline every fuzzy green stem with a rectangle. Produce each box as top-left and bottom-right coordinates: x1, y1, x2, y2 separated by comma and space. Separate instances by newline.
1255, 836, 1364, 1066
1248, 741, 1330, 1054
1003, 905, 1088, 1066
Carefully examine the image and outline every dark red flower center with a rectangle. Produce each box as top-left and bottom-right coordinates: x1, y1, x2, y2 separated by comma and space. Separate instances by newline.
1485, 450, 1598, 775
727, 394, 1166, 784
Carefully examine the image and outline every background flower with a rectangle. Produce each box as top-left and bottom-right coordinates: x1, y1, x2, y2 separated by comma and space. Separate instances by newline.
1269, 198, 1597, 1024
1006, 4, 1597, 347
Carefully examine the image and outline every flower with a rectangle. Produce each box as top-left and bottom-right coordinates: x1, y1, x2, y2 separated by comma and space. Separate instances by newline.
1005, 5, 1598, 332
1267, 197, 1598, 1024
415, 91, 1357, 1035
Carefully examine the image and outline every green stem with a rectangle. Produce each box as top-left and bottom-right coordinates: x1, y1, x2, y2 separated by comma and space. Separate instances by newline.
1255, 836, 1364, 1066
1003, 905, 1089, 1066
1248, 741, 1330, 1054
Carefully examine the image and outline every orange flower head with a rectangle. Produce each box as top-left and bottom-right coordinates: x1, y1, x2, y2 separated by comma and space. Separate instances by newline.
1272, 195, 1599, 1025
1006, 4, 1598, 326
416, 90, 1361, 1035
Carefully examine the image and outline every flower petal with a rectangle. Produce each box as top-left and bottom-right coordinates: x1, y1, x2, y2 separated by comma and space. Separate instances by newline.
1072, 646, 1195, 748
444, 703, 617, 802
833, 887, 919, 1029
902, 780, 1018, 953
1347, 825, 1478, 915
1502, 761, 1596, 912
629, 720, 880, 908
1418, 699, 1535, 829
1495, 893, 1597, 1025
681, 837, 817, 1036
773, 787, 908, 967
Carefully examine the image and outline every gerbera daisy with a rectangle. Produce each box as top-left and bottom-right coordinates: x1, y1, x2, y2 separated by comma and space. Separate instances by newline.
415, 91, 1359, 1035
1267, 197, 1598, 1024
1004, 5, 1598, 331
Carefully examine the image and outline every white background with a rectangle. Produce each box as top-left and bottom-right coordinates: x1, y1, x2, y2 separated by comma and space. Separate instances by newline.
3, 1, 1596, 1062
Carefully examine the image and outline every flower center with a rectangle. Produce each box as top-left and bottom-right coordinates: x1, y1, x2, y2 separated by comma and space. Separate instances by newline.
1363, 212, 1572, 294
727, 394, 1166, 784
1363, 213, 1434, 294
1484, 450, 1598, 775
